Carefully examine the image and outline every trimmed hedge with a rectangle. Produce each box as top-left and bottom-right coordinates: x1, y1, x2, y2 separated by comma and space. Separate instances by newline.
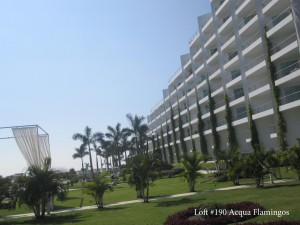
164, 201, 264, 225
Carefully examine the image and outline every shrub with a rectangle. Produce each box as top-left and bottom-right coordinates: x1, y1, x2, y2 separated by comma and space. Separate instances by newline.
214, 170, 228, 182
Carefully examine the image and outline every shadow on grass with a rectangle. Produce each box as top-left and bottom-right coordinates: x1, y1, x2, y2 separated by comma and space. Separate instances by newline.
155, 197, 205, 207
263, 183, 300, 189
0, 213, 84, 225
99, 206, 125, 211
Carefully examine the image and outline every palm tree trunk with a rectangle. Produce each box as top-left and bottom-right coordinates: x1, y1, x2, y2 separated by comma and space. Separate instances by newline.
106, 156, 109, 170
88, 144, 94, 176
96, 154, 99, 173
81, 158, 84, 174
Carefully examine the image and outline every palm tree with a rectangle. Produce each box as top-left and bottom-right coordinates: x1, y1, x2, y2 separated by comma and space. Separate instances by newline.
106, 123, 129, 170
91, 141, 102, 173
181, 152, 202, 192
126, 113, 149, 155
120, 135, 133, 164
72, 144, 89, 174
72, 126, 103, 176
19, 158, 64, 219
100, 140, 113, 170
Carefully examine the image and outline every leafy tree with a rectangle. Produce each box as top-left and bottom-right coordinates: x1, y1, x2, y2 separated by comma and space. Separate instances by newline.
248, 104, 260, 150
85, 172, 114, 209
18, 158, 64, 219
0, 176, 10, 204
72, 126, 103, 176
126, 114, 149, 155
281, 139, 300, 180
72, 144, 89, 174
181, 152, 202, 192
127, 154, 157, 202
100, 140, 113, 170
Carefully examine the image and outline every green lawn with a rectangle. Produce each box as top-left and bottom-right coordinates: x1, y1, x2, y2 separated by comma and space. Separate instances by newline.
0, 180, 299, 225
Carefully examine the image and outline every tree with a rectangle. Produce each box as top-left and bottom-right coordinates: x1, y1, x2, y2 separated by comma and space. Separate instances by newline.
127, 154, 157, 202
248, 104, 260, 150
106, 123, 129, 170
224, 93, 241, 185
195, 91, 208, 159
170, 105, 180, 162
177, 103, 188, 155
72, 144, 89, 174
85, 172, 114, 209
160, 126, 168, 161
100, 140, 113, 170
208, 82, 220, 161
18, 158, 64, 219
126, 113, 149, 155
91, 142, 102, 173
181, 152, 202, 192
166, 124, 174, 164
72, 126, 103, 176
281, 139, 300, 180
0, 176, 10, 204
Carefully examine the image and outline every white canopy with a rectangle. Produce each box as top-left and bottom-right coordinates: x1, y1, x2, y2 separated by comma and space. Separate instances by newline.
12, 126, 51, 167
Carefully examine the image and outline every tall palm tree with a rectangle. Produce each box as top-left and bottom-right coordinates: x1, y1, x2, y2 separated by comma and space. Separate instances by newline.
72, 144, 89, 174
91, 142, 101, 173
106, 123, 130, 170
120, 134, 133, 164
100, 140, 113, 170
72, 126, 103, 176
126, 113, 149, 155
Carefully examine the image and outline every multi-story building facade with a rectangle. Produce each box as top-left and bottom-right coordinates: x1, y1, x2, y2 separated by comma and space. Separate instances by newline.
147, 0, 300, 162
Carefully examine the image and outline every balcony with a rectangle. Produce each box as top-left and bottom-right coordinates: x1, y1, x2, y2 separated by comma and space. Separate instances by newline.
238, 9, 257, 35
275, 61, 300, 85
214, 99, 225, 113
214, 0, 226, 13
279, 90, 300, 111
248, 77, 270, 98
218, 15, 232, 35
266, 8, 292, 37
224, 51, 239, 70
211, 82, 223, 96
189, 31, 200, 47
226, 70, 242, 88
206, 49, 219, 65
232, 110, 248, 126
216, 118, 227, 131
221, 30, 235, 51
245, 55, 266, 77
252, 101, 274, 120
270, 33, 298, 62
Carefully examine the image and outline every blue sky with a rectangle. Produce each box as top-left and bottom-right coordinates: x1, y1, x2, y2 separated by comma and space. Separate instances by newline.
0, 0, 211, 176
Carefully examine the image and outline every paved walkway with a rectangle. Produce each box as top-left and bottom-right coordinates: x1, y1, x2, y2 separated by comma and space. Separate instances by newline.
0, 179, 292, 221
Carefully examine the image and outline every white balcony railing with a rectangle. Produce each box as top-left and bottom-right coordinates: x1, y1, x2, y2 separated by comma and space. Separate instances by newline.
253, 101, 273, 114
226, 70, 241, 83
280, 90, 300, 105
221, 30, 235, 46
266, 7, 292, 31
271, 33, 297, 55
242, 31, 261, 50
229, 89, 244, 101
233, 110, 247, 121
248, 77, 269, 93
238, 9, 256, 30
275, 61, 300, 80
245, 54, 265, 72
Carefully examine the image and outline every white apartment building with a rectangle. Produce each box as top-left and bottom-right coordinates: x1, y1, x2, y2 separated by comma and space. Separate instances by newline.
147, 0, 300, 162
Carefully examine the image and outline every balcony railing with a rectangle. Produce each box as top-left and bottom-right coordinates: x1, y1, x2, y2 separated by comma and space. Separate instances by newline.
221, 30, 235, 46
189, 31, 199, 45
242, 31, 261, 50
280, 90, 300, 105
193, 60, 204, 71
248, 77, 269, 93
266, 7, 292, 31
214, 0, 225, 12
253, 101, 273, 114
229, 89, 244, 101
211, 82, 223, 92
224, 51, 238, 64
235, 0, 244, 9
262, 0, 272, 7
238, 9, 256, 30
215, 99, 225, 109
233, 110, 247, 121
245, 54, 265, 72
209, 67, 219, 77
275, 61, 300, 80
169, 67, 182, 83
191, 46, 201, 57
218, 14, 231, 28
226, 70, 241, 83
271, 33, 297, 55
217, 118, 226, 127
197, 74, 206, 84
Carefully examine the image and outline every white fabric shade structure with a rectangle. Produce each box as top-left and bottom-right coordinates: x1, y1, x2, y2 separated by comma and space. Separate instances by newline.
0, 125, 51, 168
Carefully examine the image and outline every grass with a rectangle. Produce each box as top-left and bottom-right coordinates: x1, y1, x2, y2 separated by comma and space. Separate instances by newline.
0, 180, 299, 225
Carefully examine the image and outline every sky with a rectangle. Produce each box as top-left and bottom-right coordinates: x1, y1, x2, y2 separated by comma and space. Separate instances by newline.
0, 0, 211, 176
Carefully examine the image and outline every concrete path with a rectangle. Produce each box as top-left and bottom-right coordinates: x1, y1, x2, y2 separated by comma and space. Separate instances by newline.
0, 179, 293, 221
